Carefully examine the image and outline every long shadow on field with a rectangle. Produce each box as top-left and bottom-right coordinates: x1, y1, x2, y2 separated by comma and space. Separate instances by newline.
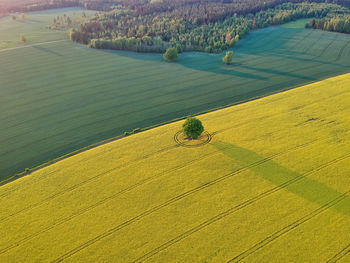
180, 59, 269, 80
213, 141, 350, 216
99, 48, 269, 80
32, 45, 64, 57
237, 64, 315, 81
272, 52, 349, 67
97, 48, 163, 63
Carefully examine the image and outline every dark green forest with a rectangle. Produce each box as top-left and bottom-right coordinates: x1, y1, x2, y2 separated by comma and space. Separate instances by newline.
1, 0, 350, 53
69, 1, 350, 53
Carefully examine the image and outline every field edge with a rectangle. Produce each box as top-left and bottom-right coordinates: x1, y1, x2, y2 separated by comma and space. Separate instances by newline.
2, 72, 349, 186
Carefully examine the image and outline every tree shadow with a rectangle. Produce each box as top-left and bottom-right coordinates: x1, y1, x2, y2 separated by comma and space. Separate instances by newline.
32, 45, 64, 57
237, 64, 315, 81
212, 141, 350, 216
94, 48, 163, 63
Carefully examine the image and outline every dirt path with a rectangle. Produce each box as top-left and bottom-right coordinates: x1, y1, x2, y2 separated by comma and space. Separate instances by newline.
0, 39, 68, 53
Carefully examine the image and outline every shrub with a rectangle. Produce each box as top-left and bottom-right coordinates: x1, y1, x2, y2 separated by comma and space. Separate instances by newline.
163, 47, 178, 62
133, 128, 141, 133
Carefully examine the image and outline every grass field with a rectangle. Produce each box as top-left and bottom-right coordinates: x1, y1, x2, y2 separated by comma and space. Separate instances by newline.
1, 9, 350, 180
0, 8, 93, 49
0, 73, 349, 262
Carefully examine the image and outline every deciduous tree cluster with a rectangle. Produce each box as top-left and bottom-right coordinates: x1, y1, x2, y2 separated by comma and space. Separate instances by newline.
70, 2, 350, 53
306, 14, 350, 33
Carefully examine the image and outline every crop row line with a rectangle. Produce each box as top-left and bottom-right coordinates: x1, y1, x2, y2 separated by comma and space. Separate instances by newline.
0, 40, 68, 53
1, 62, 347, 185
0, 56, 334, 155
0, 142, 180, 220
51, 138, 332, 262
0, 24, 291, 81
3, 31, 337, 132
2, 115, 320, 252
0, 27, 313, 115
0, 146, 221, 254
1, 104, 310, 218
0, 32, 294, 121
336, 40, 350, 62
4, 30, 341, 132
327, 243, 350, 263
0, 28, 288, 99
0, 96, 287, 198
2, 60, 348, 191
132, 154, 350, 263
317, 34, 339, 60
227, 191, 350, 262
1, 35, 348, 196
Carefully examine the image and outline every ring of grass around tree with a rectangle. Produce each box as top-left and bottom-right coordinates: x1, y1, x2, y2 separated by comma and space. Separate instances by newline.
174, 130, 212, 147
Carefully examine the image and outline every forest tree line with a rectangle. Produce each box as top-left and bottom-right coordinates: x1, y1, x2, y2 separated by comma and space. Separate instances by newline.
1, 0, 350, 16
70, 2, 350, 53
306, 14, 350, 33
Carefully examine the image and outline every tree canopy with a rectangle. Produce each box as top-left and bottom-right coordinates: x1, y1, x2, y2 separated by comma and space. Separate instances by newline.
306, 14, 350, 33
163, 48, 178, 62
183, 117, 204, 139
68, 2, 350, 53
222, 51, 233, 65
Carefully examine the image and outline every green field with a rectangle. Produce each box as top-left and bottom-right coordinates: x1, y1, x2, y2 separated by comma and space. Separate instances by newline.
0, 8, 94, 49
1, 8, 350, 180
0, 73, 349, 262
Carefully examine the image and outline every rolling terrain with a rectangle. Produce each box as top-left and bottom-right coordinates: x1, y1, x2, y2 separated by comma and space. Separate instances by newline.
1, 8, 350, 180
0, 8, 93, 49
0, 73, 349, 262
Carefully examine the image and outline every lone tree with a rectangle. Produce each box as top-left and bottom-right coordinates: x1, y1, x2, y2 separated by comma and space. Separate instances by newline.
163, 47, 178, 62
222, 51, 233, 65
183, 117, 204, 139
21, 35, 27, 43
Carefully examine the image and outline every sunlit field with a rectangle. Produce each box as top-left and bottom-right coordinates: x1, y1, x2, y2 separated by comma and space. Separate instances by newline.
0, 73, 349, 262
0, 8, 93, 49
1, 8, 350, 180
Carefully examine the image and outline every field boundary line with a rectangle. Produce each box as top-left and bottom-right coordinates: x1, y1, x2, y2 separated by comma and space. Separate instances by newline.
327, 244, 350, 263
1, 69, 348, 187
0, 62, 330, 158
0, 40, 68, 53
2, 61, 350, 187
3, 40, 344, 148
0, 143, 180, 220
0, 130, 320, 253
0, 102, 298, 199
131, 153, 350, 263
2, 64, 350, 190
0, 106, 286, 198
